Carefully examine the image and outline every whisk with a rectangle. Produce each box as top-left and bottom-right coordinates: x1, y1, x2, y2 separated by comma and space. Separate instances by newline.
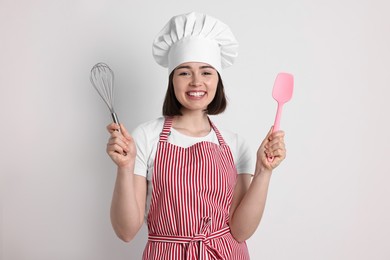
90, 62, 121, 133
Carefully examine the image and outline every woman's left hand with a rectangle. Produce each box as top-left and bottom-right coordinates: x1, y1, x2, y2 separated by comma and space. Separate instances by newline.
256, 126, 286, 171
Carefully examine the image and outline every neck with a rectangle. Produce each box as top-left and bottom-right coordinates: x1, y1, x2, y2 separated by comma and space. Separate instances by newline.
172, 110, 211, 137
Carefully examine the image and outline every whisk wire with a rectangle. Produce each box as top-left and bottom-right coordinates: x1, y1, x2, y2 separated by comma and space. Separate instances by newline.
90, 62, 120, 125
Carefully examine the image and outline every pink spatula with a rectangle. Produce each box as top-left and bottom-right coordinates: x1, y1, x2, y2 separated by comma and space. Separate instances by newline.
268, 72, 294, 162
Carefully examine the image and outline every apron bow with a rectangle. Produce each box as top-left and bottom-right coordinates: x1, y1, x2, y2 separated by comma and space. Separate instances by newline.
148, 217, 230, 260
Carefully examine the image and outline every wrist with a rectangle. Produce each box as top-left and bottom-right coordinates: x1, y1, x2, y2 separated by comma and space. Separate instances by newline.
254, 164, 272, 178
117, 162, 135, 175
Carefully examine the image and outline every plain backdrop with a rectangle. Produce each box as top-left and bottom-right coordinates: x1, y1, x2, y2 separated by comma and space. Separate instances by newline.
1, 0, 390, 259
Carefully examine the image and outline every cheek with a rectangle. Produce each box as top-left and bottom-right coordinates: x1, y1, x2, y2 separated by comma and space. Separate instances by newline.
172, 87, 182, 102
172, 80, 185, 94
207, 79, 219, 93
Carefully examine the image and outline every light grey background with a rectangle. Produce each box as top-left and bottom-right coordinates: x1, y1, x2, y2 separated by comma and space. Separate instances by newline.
1, 0, 390, 259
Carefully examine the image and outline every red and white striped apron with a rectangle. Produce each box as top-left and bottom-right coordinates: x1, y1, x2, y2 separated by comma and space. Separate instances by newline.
142, 116, 250, 259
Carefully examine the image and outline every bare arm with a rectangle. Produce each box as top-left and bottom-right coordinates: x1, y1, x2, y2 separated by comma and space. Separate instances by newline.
229, 127, 286, 242
106, 123, 147, 242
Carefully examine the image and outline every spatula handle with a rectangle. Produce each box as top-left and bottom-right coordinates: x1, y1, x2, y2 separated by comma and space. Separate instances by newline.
273, 103, 283, 132
267, 103, 283, 162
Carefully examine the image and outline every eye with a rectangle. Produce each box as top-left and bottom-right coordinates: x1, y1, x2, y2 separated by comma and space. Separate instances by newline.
177, 71, 190, 76
202, 70, 213, 76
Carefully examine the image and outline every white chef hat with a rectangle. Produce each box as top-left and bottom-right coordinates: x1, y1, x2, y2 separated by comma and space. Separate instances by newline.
152, 12, 239, 74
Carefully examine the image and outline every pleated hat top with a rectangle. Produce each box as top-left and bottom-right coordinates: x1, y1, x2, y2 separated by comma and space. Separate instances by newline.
152, 12, 239, 74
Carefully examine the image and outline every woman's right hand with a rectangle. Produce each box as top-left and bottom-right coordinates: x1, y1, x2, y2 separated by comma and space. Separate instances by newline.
106, 123, 136, 168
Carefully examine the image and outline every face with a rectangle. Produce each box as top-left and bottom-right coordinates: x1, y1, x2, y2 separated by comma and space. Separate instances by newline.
172, 62, 219, 114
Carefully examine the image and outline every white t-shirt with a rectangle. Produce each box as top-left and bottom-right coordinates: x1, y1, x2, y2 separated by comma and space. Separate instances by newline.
131, 117, 255, 217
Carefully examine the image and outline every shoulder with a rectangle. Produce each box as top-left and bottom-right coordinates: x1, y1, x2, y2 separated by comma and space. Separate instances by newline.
131, 117, 165, 145
217, 127, 243, 147
132, 117, 164, 136
215, 124, 251, 153
217, 126, 254, 174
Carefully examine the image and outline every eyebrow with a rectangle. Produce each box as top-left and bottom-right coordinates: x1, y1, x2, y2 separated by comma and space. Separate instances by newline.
175, 65, 215, 70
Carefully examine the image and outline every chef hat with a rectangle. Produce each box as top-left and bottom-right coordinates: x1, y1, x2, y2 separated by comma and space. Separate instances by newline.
152, 12, 239, 74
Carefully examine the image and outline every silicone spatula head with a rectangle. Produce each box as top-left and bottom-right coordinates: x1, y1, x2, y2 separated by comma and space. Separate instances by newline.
272, 73, 294, 104
271, 72, 294, 132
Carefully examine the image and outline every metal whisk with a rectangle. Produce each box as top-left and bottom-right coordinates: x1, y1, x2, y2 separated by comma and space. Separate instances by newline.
90, 62, 121, 132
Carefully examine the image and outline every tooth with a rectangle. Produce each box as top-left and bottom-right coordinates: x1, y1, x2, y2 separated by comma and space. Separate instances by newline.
189, 92, 204, 96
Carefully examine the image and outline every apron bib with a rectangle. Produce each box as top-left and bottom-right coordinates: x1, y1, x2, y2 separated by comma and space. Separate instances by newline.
143, 116, 250, 260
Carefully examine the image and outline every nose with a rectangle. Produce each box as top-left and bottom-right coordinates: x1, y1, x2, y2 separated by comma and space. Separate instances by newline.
190, 74, 202, 87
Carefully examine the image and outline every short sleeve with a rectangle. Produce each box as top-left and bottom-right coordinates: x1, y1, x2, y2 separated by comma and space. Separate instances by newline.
235, 134, 255, 175
131, 125, 149, 178
130, 118, 164, 179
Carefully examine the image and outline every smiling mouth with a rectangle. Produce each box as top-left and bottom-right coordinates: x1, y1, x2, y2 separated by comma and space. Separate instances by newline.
187, 91, 206, 97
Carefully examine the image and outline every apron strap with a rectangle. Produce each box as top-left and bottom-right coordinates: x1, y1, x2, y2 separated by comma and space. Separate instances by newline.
159, 116, 174, 142
208, 118, 227, 146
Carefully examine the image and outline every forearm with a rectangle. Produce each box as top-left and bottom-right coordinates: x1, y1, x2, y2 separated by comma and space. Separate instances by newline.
230, 167, 272, 242
110, 165, 143, 242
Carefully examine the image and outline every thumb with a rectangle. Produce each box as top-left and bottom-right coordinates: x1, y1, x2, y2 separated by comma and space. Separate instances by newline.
119, 123, 131, 140
267, 126, 274, 138
261, 126, 274, 147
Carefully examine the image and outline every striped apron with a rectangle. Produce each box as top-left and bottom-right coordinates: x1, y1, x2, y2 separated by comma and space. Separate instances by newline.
143, 116, 250, 259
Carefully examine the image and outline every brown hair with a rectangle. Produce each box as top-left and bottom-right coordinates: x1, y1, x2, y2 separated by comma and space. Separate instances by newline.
162, 71, 227, 116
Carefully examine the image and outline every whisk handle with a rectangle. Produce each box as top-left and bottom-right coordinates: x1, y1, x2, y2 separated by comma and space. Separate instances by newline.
111, 112, 121, 133
111, 112, 127, 155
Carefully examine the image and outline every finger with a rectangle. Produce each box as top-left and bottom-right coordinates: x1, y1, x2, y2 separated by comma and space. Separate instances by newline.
268, 130, 285, 141
269, 148, 286, 158
108, 133, 130, 149
106, 143, 122, 154
111, 128, 129, 140
107, 143, 128, 155
107, 150, 127, 163
267, 138, 285, 151
107, 122, 119, 131
266, 145, 283, 157
107, 123, 120, 133
108, 136, 129, 149
268, 126, 274, 137
119, 124, 132, 140
260, 126, 274, 147
111, 134, 131, 154
266, 131, 285, 148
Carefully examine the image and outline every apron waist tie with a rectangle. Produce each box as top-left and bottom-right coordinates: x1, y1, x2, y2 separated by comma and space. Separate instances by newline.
148, 226, 230, 260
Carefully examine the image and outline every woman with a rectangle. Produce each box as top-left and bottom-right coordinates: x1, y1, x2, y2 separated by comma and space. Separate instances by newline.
106, 12, 286, 259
